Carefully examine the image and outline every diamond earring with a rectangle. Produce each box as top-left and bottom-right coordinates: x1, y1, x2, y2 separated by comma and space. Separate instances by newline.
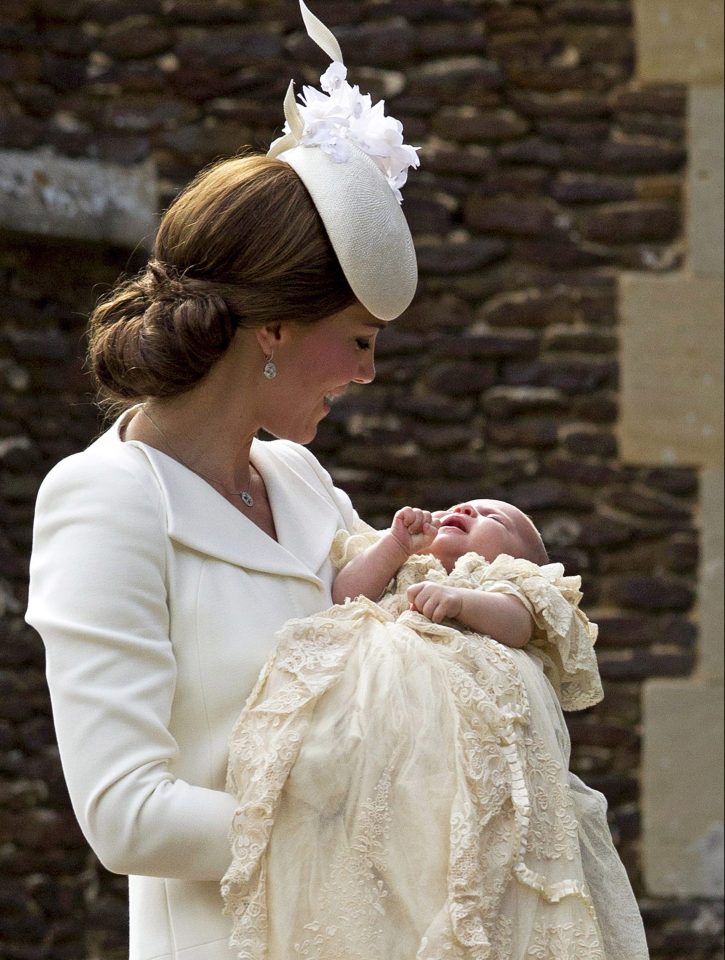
263, 355, 278, 380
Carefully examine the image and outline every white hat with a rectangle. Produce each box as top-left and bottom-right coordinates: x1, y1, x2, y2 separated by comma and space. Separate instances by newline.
268, 1, 419, 322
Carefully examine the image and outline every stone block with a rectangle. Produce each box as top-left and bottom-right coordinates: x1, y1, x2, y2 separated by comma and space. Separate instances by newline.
98, 16, 173, 60
0, 148, 158, 249
582, 201, 681, 244
465, 196, 565, 237
619, 273, 724, 468
688, 86, 724, 278
537, 119, 611, 143
643, 681, 724, 896
408, 57, 504, 104
433, 106, 529, 143
634, 0, 724, 84
416, 237, 508, 275
699, 468, 724, 682
326, 18, 414, 68
508, 89, 611, 119
415, 21, 488, 56
613, 575, 695, 612
426, 361, 497, 396
552, 1, 633, 26
486, 416, 559, 449
497, 137, 565, 167
176, 25, 282, 68
563, 139, 686, 174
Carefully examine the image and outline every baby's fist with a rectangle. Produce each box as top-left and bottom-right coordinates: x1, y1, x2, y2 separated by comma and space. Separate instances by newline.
390, 507, 438, 556
407, 582, 464, 623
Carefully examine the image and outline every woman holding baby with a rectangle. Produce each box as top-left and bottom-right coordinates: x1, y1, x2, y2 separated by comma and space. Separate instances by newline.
26, 4, 649, 959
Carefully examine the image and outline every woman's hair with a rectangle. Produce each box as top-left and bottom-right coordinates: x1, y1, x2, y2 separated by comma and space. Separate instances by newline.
88, 154, 356, 409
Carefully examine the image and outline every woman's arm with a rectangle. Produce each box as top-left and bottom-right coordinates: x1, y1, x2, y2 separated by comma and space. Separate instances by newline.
407, 581, 534, 648
332, 507, 437, 603
26, 452, 237, 881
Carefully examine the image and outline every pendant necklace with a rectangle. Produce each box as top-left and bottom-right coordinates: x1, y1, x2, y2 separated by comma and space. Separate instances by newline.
140, 405, 255, 508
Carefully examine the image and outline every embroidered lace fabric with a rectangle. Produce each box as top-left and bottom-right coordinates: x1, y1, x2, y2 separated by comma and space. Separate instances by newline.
222, 523, 649, 960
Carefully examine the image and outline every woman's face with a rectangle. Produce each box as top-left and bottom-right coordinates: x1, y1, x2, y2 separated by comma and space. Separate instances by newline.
260, 303, 383, 444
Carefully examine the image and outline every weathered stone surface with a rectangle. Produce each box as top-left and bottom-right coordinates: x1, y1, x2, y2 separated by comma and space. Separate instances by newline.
0, 1, 709, 953
0, 148, 159, 249
414, 21, 488, 56
508, 89, 611, 119
465, 196, 566, 237
433, 106, 530, 143
97, 16, 173, 60
549, 172, 637, 204
544, 327, 618, 353
496, 136, 565, 167
408, 57, 503, 105
486, 417, 559, 449
582, 201, 681, 244
562, 428, 618, 457
537, 119, 611, 142
322, 18, 414, 68
439, 332, 540, 360
416, 236, 509, 275
552, 1, 633, 25
483, 386, 565, 418
613, 575, 695, 612
394, 394, 475, 424
563, 139, 687, 174
103, 94, 199, 132
423, 143, 495, 178
426, 361, 497, 396
402, 192, 456, 235
478, 286, 587, 328
164, 0, 258, 23
478, 167, 551, 197
176, 26, 282, 69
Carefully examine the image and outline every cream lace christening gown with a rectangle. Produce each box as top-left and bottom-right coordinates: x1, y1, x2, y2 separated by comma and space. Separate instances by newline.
222, 527, 650, 960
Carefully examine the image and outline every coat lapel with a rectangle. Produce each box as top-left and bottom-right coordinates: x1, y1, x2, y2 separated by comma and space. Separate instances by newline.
123, 438, 339, 586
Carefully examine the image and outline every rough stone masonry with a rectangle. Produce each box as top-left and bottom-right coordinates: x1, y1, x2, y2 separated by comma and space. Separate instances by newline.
0, 0, 721, 957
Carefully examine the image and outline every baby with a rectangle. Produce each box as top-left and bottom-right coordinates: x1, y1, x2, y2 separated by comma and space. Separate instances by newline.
222, 500, 649, 960
333, 499, 550, 647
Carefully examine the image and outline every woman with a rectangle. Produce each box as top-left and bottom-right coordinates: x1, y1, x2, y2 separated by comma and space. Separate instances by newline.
26, 4, 419, 957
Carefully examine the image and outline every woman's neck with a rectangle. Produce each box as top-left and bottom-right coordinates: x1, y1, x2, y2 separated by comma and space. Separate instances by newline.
124, 340, 262, 492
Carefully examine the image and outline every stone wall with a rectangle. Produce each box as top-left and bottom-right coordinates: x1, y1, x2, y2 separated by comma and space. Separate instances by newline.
0, 1, 722, 957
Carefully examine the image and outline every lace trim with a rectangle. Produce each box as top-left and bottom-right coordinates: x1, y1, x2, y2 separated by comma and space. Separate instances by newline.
222, 601, 602, 956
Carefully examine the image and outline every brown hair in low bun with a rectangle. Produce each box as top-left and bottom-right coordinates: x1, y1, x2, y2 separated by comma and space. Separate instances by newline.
88, 153, 356, 410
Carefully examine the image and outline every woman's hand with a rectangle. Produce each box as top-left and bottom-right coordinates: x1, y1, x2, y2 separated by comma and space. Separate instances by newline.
390, 507, 438, 558
407, 581, 464, 623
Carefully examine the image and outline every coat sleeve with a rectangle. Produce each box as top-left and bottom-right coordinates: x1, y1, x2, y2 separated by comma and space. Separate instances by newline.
26, 451, 238, 881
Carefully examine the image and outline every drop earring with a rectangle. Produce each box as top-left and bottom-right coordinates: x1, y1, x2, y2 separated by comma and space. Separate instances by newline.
263, 354, 278, 380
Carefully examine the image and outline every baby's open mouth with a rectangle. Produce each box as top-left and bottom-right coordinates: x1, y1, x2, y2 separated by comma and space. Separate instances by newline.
439, 515, 469, 532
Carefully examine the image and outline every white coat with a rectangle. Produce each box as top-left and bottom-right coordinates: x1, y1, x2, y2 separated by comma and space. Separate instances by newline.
26, 416, 358, 959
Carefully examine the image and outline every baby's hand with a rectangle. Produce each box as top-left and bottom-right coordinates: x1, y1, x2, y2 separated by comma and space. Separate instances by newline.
390, 507, 438, 557
407, 581, 464, 623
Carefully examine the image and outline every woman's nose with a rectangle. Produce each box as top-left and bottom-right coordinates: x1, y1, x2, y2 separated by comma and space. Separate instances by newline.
353, 351, 376, 384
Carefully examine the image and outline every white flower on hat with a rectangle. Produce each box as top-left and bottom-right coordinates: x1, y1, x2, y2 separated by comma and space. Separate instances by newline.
283, 63, 419, 202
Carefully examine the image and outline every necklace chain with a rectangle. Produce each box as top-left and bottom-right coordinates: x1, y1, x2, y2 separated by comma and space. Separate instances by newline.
140, 406, 255, 507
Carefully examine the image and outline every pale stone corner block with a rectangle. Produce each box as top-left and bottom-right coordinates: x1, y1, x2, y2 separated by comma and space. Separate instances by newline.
0, 148, 159, 251
642, 680, 725, 897
634, 0, 725, 84
618, 272, 724, 467
688, 86, 725, 279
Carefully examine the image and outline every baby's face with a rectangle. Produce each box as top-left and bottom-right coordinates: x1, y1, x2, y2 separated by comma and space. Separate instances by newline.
429, 499, 542, 571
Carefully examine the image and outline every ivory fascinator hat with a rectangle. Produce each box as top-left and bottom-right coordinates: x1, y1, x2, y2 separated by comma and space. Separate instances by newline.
268, 1, 420, 321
